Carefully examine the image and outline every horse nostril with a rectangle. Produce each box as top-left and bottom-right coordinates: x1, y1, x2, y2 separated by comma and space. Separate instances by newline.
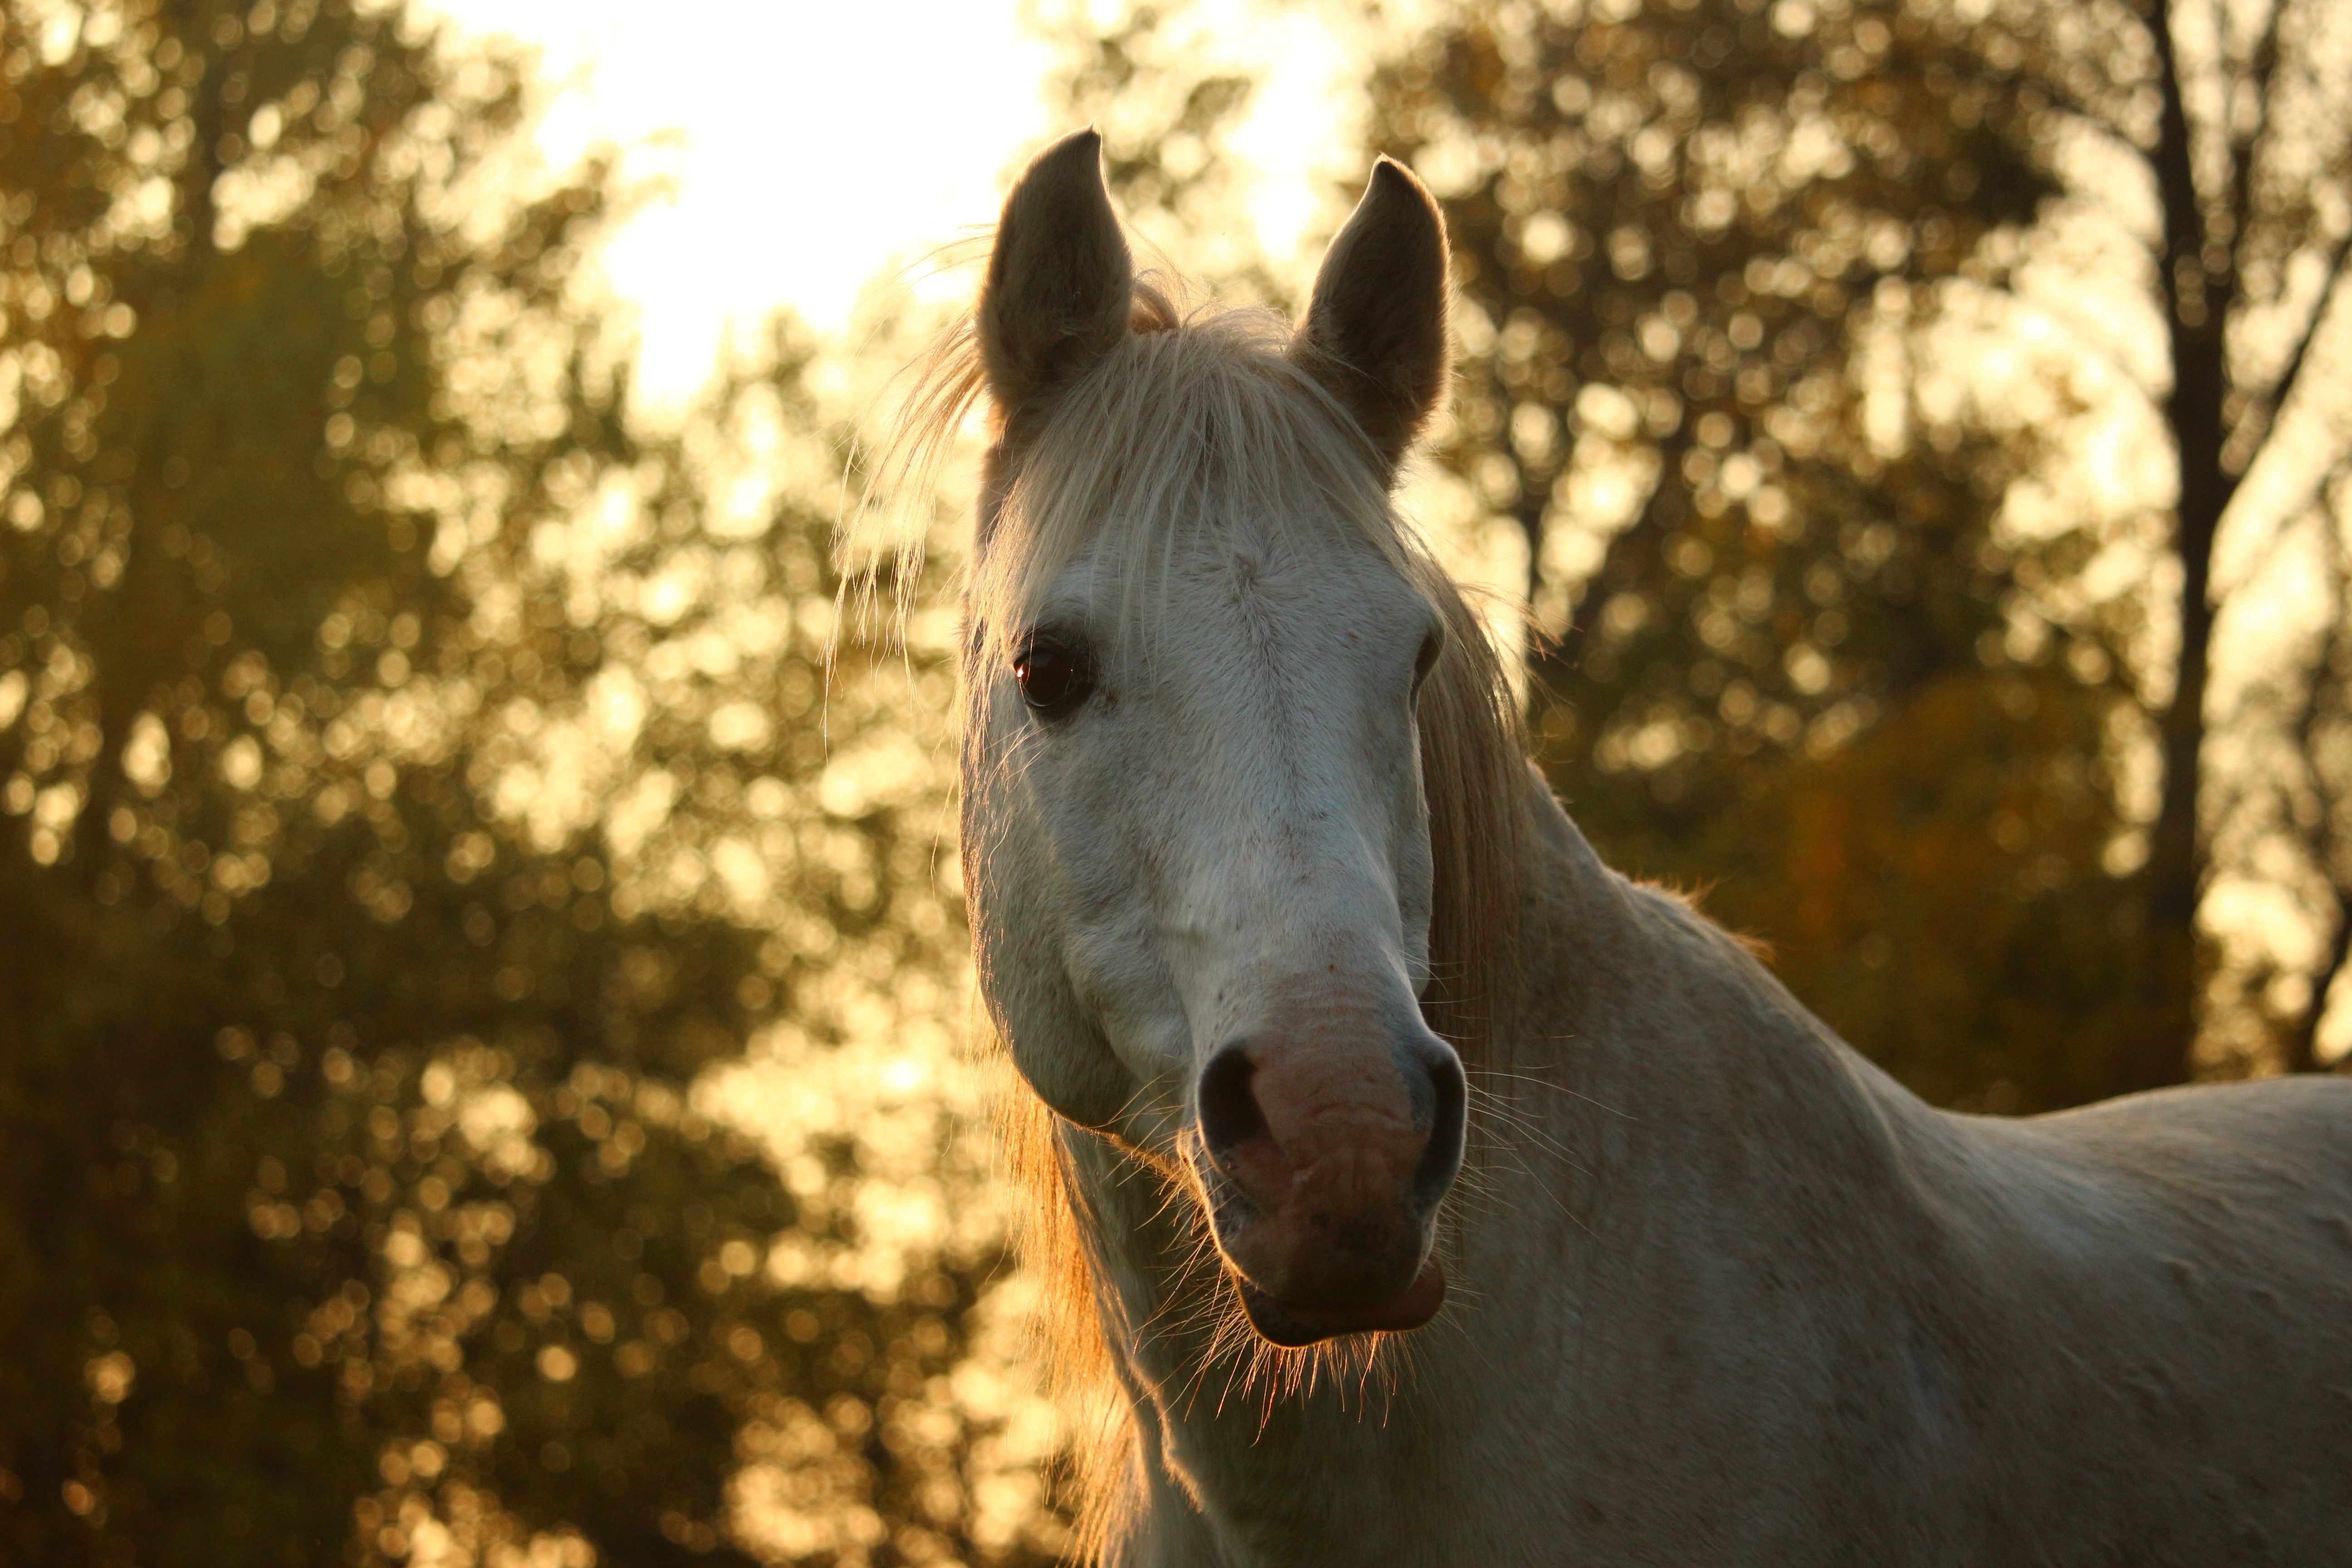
1198, 1041, 1269, 1163
1410, 1042, 1467, 1212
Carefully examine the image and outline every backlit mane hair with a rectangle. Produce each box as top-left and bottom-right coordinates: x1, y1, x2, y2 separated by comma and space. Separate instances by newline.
868, 271, 1532, 1557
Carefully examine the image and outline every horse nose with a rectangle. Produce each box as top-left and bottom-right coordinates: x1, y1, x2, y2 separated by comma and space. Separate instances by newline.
1196, 1029, 1466, 1223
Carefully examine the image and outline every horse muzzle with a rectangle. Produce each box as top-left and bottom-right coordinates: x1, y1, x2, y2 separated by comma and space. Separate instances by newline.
1192, 1012, 1465, 1347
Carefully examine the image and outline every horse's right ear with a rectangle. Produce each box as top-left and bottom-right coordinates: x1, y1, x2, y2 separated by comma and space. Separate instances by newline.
978, 129, 1132, 421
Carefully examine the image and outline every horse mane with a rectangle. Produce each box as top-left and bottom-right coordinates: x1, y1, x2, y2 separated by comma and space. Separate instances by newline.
867, 270, 1532, 1560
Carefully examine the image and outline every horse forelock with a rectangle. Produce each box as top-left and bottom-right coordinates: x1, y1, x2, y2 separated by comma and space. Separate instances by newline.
867, 267, 1532, 1554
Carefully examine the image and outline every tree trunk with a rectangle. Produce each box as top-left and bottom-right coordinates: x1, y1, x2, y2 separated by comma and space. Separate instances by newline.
2124, 0, 2236, 1093
70, 31, 225, 881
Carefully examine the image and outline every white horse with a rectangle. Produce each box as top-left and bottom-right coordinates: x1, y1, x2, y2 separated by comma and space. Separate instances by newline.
910, 128, 2352, 1565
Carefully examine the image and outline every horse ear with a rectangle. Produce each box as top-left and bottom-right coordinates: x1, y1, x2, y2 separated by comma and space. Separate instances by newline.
978, 129, 1133, 420
1294, 157, 1451, 474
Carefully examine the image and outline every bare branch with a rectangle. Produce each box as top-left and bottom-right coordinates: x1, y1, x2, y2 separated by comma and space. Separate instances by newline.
2224, 0, 2287, 280
2265, 224, 2352, 429
2146, 0, 2210, 329
2292, 888, 2352, 1072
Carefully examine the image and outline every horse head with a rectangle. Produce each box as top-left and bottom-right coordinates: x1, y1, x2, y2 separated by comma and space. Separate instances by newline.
956, 131, 1517, 1349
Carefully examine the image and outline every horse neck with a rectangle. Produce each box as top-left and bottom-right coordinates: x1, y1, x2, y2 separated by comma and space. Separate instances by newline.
1500, 771, 1912, 1156
1063, 768, 1931, 1555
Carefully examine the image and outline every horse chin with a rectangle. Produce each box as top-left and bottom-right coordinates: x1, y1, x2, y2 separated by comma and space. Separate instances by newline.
1234, 1257, 1446, 1348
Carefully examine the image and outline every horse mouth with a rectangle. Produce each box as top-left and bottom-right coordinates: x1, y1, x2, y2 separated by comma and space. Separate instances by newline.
1234, 1257, 1446, 1348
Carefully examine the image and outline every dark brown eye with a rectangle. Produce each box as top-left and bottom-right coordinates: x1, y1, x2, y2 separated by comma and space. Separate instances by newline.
1014, 629, 1096, 720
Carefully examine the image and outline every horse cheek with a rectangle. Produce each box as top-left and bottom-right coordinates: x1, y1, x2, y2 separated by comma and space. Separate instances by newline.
968, 779, 1138, 1132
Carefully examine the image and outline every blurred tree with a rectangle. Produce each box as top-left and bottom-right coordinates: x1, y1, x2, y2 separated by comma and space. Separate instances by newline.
0, 2, 1061, 1564
1037, 0, 1292, 303
2211, 480, 2352, 1077
1365, 0, 2153, 1108
2278, 510, 2352, 1073
2081, 0, 2352, 1083
1047, 0, 1254, 240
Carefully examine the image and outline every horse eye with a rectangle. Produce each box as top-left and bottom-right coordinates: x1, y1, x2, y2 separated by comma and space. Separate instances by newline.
1014, 630, 1097, 720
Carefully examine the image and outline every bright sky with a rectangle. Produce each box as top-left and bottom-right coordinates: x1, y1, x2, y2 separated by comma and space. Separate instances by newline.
428, 0, 1358, 408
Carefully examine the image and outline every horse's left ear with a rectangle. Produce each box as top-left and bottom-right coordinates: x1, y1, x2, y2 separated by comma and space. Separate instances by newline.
1294, 157, 1451, 475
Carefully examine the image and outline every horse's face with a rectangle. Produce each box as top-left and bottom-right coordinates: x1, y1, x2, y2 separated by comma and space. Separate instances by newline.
962, 132, 1465, 1346
975, 486, 1464, 1343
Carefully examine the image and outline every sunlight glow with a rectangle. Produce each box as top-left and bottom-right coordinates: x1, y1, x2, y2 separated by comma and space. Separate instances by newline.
427, 0, 1059, 405
429, 0, 1367, 407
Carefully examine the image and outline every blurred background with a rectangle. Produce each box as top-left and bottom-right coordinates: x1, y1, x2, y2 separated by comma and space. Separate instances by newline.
1, 0, 2347, 1561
